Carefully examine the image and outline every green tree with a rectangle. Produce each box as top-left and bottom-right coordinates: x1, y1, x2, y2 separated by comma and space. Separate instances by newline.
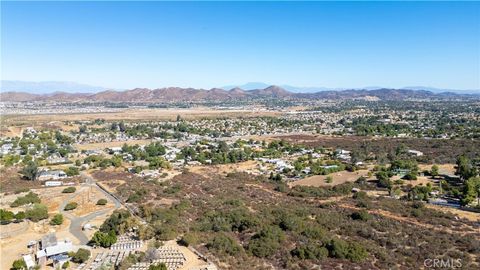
65, 166, 79, 176
71, 248, 91, 263
90, 231, 117, 248
375, 171, 392, 188
21, 161, 38, 180
96, 199, 108, 205
0, 209, 15, 224
462, 177, 480, 206
50, 214, 64, 225
456, 155, 478, 180
206, 233, 241, 256
64, 202, 78, 211
11, 258, 27, 270
25, 204, 49, 222
10, 192, 41, 207
62, 187, 76, 193
149, 263, 167, 270
430, 164, 439, 178
14, 211, 26, 221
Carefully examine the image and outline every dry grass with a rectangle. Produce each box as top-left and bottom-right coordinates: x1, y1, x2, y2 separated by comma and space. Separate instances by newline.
2, 108, 279, 126
289, 169, 371, 187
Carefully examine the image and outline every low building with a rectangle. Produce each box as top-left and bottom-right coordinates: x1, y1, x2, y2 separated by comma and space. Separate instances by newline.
36, 234, 73, 266
36, 170, 67, 181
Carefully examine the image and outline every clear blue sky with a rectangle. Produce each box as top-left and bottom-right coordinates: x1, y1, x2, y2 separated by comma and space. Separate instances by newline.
1, 1, 479, 90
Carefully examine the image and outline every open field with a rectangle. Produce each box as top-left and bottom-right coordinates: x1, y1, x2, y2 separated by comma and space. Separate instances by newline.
1, 108, 280, 126
187, 160, 260, 177
289, 169, 371, 187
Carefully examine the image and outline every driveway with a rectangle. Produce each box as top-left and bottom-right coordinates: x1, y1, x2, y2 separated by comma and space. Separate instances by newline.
58, 172, 122, 244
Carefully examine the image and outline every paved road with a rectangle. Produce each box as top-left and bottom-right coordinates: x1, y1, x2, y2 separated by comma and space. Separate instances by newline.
59, 172, 122, 244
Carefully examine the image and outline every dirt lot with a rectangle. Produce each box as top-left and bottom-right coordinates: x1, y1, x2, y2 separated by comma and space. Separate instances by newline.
0, 167, 43, 194
187, 160, 260, 177
2, 108, 279, 126
0, 125, 23, 137
66, 186, 114, 217
289, 169, 371, 187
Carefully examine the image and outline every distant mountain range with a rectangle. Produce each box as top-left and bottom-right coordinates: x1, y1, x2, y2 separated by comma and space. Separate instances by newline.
0, 80, 108, 94
222, 82, 480, 94
1, 84, 478, 103
2, 80, 478, 95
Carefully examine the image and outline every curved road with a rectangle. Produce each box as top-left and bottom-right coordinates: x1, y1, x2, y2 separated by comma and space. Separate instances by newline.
59, 172, 121, 244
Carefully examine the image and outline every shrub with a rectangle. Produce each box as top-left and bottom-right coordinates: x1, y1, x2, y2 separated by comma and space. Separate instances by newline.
14, 211, 26, 221
62, 187, 76, 193
351, 210, 371, 221
10, 192, 41, 207
96, 199, 108, 205
206, 233, 241, 256
50, 214, 64, 225
65, 166, 79, 176
0, 209, 15, 224
291, 244, 328, 260
64, 202, 78, 211
71, 248, 91, 263
178, 232, 198, 247
248, 226, 285, 258
353, 191, 368, 200
301, 226, 327, 241
25, 204, 49, 222
164, 183, 182, 194
325, 176, 333, 183
14, 188, 30, 194
327, 238, 368, 262
149, 263, 167, 270
11, 259, 27, 270
100, 209, 131, 234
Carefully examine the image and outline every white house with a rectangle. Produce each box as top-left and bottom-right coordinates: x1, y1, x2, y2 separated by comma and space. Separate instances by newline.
407, 150, 424, 157
36, 170, 67, 181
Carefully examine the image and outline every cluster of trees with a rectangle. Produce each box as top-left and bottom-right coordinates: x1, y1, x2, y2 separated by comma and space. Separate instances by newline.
64, 166, 80, 176
89, 209, 135, 247
0, 209, 25, 224
454, 156, 480, 206
70, 248, 91, 263
84, 154, 123, 168
2, 204, 49, 224
90, 230, 117, 248
10, 192, 41, 207
288, 182, 355, 199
